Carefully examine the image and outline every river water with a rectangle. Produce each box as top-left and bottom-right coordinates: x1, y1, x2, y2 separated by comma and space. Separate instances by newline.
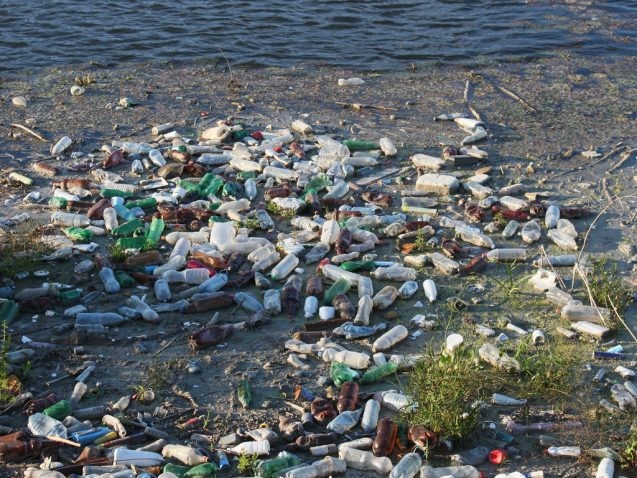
0, 0, 635, 72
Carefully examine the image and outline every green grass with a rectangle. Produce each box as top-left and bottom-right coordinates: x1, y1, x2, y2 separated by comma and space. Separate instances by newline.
588, 257, 632, 318
0, 223, 51, 277
237, 454, 260, 474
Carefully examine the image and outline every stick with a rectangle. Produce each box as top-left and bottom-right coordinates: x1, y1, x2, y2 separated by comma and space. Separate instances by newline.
46, 436, 81, 447
591, 142, 625, 166
537, 246, 567, 291
494, 84, 537, 112
335, 101, 398, 111
601, 178, 613, 205
152, 337, 177, 356
607, 148, 636, 173
10, 123, 48, 142
463, 79, 482, 121
608, 297, 637, 344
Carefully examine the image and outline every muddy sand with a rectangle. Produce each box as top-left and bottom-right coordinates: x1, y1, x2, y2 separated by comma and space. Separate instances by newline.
0, 56, 636, 477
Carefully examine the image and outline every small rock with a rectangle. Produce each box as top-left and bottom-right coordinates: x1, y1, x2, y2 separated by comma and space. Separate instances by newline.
12, 96, 27, 107
415, 173, 460, 195
70, 86, 85, 96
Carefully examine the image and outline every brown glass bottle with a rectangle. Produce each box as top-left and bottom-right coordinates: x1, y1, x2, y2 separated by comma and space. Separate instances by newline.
332, 294, 355, 321
337, 381, 359, 413
335, 229, 352, 255
305, 274, 324, 297
373, 418, 397, 457
87, 198, 111, 220
182, 293, 235, 313
23, 393, 57, 416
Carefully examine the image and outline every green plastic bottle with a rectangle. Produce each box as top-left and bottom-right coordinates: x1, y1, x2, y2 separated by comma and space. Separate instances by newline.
0, 300, 19, 325
208, 216, 227, 224
201, 176, 224, 198
48, 197, 67, 209
236, 171, 256, 182
180, 180, 201, 193
42, 400, 71, 420
257, 455, 302, 478
231, 129, 247, 141
146, 217, 164, 247
359, 362, 399, 385
126, 197, 157, 209
342, 139, 378, 151
340, 260, 376, 272
197, 173, 215, 190
115, 270, 136, 288
163, 463, 191, 478
112, 218, 144, 237
100, 188, 134, 199
184, 462, 218, 478
115, 236, 148, 250
57, 289, 81, 305
222, 181, 237, 198
323, 278, 351, 305
62, 227, 93, 242
237, 377, 252, 409
304, 173, 331, 193
330, 362, 360, 387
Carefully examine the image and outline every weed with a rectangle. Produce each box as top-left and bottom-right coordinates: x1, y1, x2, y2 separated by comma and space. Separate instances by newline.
620, 433, 637, 469
108, 244, 126, 264
0, 322, 13, 403
0, 224, 51, 277
237, 454, 260, 474
405, 345, 495, 440
74, 74, 95, 86
266, 201, 297, 218
588, 257, 631, 314
145, 358, 184, 391
238, 218, 261, 230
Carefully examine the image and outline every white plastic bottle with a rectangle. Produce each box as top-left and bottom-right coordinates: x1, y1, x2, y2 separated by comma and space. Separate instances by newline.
321, 264, 362, 285
304, 296, 318, 319
398, 281, 419, 299
357, 276, 374, 298
99, 267, 120, 294
321, 220, 341, 245
372, 325, 408, 352
338, 447, 392, 474
228, 439, 271, 456
390, 452, 422, 478
486, 248, 527, 262
326, 350, 370, 369
264, 289, 282, 315
287, 457, 346, 478
154, 279, 171, 302
244, 178, 257, 200
163, 268, 210, 285
161, 444, 209, 465
103, 207, 118, 231
361, 399, 380, 433
423, 279, 437, 303
547, 229, 578, 250
113, 447, 164, 467
547, 446, 581, 457
271, 254, 299, 281
209, 221, 236, 248
51, 212, 90, 227
545, 205, 560, 229
596, 458, 614, 478
170, 237, 191, 259
379, 137, 397, 156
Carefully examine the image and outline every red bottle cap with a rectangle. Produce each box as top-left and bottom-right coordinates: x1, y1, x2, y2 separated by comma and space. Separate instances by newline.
250, 131, 264, 140
488, 448, 508, 465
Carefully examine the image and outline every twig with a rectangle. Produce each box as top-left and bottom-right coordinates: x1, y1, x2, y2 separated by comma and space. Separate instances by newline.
463, 79, 482, 121
46, 436, 81, 447
600, 178, 613, 205
591, 141, 625, 166
10, 123, 48, 142
172, 385, 199, 408
493, 84, 537, 112
335, 101, 398, 111
607, 148, 636, 173
152, 337, 177, 356
538, 246, 567, 291
608, 297, 637, 344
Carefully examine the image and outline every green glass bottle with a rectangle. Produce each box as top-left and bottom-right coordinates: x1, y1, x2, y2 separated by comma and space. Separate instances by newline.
330, 362, 359, 387
48, 197, 67, 209
112, 218, 144, 237
146, 217, 164, 247
57, 289, 81, 305
237, 377, 251, 409
197, 173, 215, 190
62, 227, 93, 242
222, 181, 237, 198
201, 176, 224, 198
0, 300, 19, 325
340, 260, 376, 272
359, 362, 399, 385
342, 139, 378, 151
257, 455, 302, 478
184, 462, 218, 478
42, 400, 71, 420
231, 129, 247, 141
115, 270, 136, 288
100, 188, 134, 199
163, 463, 191, 478
126, 197, 157, 209
180, 180, 201, 193
323, 278, 351, 305
115, 236, 148, 250
208, 216, 227, 225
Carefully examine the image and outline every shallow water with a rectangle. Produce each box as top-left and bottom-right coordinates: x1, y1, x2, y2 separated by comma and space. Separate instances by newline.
0, 0, 635, 72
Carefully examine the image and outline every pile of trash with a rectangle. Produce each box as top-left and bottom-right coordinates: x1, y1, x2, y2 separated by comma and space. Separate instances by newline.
0, 110, 629, 478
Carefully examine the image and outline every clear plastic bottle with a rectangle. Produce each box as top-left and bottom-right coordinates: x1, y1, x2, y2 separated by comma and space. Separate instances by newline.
486, 248, 527, 262
456, 227, 495, 249
27, 413, 67, 438
325, 350, 370, 369
271, 254, 300, 281
163, 268, 210, 285
384, 221, 406, 237
304, 296, 318, 319
51, 212, 90, 227
321, 220, 341, 245
249, 243, 276, 262
326, 409, 362, 434
264, 289, 282, 315
321, 264, 362, 285
234, 292, 264, 313
420, 465, 479, 478
372, 325, 408, 352
161, 444, 209, 466
103, 208, 118, 231
113, 448, 164, 467
252, 251, 281, 272
379, 137, 397, 156
423, 279, 437, 303
547, 229, 578, 250
398, 281, 419, 299
153, 255, 186, 278
154, 279, 171, 302
244, 178, 257, 200
390, 452, 422, 478
521, 220, 542, 244
373, 266, 417, 281
198, 273, 228, 293
372, 286, 399, 310
353, 295, 373, 325
502, 220, 519, 238
430, 252, 460, 275
357, 276, 374, 298
545, 286, 573, 306
545, 205, 560, 229
547, 446, 581, 457
361, 399, 380, 433
561, 301, 610, 323
338, 447, 393, 474
99, 267, 120, 293
287, 457, 346, 478
305, 242, 331, 264
323, 181, 349, 200
228, 439, 271, 456
170, 237, 191, 259
76, 312, 127, 327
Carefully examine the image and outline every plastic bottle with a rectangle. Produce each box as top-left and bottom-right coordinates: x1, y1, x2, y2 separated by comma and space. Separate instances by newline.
361, 399, 380, 433
320, 264, 362, 285
372, 325, 408, 352
398, 280, 419, 299
75, 312, 127, 327
304, 296, 318, 319
154, 279, 171, 302
337, 381, 359, 413
338, 446, 393, 474
99, 267, 121, 293
357, 276, 374, 298
373, 266, 417, 281
102, 207, 118, 231
51, 211, 90, 227
333, 294, 356, 320
321, 220, 341, 245
561, 301, 610, 323
423, 279, 437, 303
271, 254, 300, 281
547, 229, 578, 250
360, 362, 398, 385
502, 220, 519, 238
228, 439, 271, 456
354, 295, 373, 325
390, 452, 422, 478
596, 457, 614, 478
163, 268, 210, 285
545, 286, 573, 306
547, 446, 581, 457
373, 418, 397, 456
42, 400, 71, 420
27, 413, 67, 438
258, 453, 303, 478
161, 444, 209, 466
420, 465, 479, 478
252, 251, 281, 272
234, 292, 264, 313
485, 248, 527, 262
326, 408, 362, 434
323, 278, 351, 305
478, 343, 520, 372
521, 220, 542, 244
264, 289, 282, 315
372, 286, 399, 310
244, 178, 257, 200
452, 445, 490, 465
545, 205, 560, 229
113, 447, 164, 467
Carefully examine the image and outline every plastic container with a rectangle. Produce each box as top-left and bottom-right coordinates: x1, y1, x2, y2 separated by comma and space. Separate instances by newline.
372, 325, 408, 352
304, 296, 319, 319
373, 266, 417, 281
326, 408, 362, 434
51, 212, 90, 227
326, 350, 370, 369
547, 446, 581, 457
545, 205, 560, 228
99, 267, 121, 293
228, 439, 270, 456
113, 447, 164, 467
423, 279, 437, 303
163, 268, 210, 285
357, 276, 374, 298
321, 220, 341, 245
390, 452, 422, 478
161, 444, 209, 465
338, 446, 392, 474
561, 301, 610, 323
486, 248, 526, 262
398, 280, 419, 299
271, 254, 300, 281
372, 286, 399, 310
27, 413, 67, 438
154, 279, 171, 302
353, 295, 373, 325
264, 289, 282, 315
420, 465, 479, 478
521, 220, 542, 244
361, 399, 380, 433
